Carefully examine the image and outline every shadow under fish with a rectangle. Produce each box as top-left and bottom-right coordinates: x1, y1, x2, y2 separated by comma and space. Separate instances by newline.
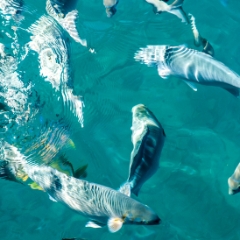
135, 45, 240, 97
119, 104, 166, 196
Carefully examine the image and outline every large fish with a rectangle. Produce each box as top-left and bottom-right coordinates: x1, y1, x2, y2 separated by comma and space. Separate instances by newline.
120, 104, 166, 197
46, 0, 87, 46
145, 0, 189, 23
135, 45, 240, 97
228, 163, 240, 195
28, 15, 84, 126
0, 143, 160, 233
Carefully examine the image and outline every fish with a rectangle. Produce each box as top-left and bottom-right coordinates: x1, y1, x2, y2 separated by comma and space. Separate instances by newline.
145, 0, 189, 23
103, 0, 119, 18
228, 163, 240, 195
0, 143, 160, 233
46, 0, 87, 46
119, 104, 166, 196
0, 0, 23, 20
134, 45, 240, 97
28, 15, 84, 126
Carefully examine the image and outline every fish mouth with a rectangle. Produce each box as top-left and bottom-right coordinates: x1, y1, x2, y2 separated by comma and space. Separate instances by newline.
132, 104, 147, 114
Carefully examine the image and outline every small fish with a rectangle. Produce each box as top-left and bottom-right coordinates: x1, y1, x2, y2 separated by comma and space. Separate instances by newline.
0, 143, 160, 233
135, 45, 240, 97
145, 0, 189, 23
119, 104, 166, 196
103, 0, 119, 17
228, 163, 240, 195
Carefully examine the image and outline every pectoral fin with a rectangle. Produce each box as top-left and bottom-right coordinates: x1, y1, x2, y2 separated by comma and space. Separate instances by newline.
184, 81, 198, 91
29, 182, 44, 191
74, 164, 88, 179
48, 194, 57, 202
107, 218, 124, 233
85, 221, 103, 228
119, 182, 131, 197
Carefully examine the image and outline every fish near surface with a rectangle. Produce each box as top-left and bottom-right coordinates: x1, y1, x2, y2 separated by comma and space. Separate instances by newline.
28, 15, 84, 126
103, 0, 119, 17
120, 104, 165, 197
0, 143, 160, 233
228, 163, 240, 195
135, 45, 240, 97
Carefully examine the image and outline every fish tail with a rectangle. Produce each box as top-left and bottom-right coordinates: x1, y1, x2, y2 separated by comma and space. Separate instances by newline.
0, 161, 18, 182
189, 13, 214, 56
61, 10, 87, 47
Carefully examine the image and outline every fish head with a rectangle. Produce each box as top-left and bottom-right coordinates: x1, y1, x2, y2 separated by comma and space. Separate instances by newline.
123, 203, 161, 226
228, 177, 240, 195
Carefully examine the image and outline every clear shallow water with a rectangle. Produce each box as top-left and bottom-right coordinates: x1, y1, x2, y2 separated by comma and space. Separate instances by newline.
1, 0, 240, 239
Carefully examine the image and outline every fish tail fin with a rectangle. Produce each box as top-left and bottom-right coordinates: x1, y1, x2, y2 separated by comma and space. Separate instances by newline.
169, 0, 189, 23
61, 10, 87, 47
73, 164, 88, 179
119, 182, 131, 196
132, 186, 141, 196
0, 161, 17, 182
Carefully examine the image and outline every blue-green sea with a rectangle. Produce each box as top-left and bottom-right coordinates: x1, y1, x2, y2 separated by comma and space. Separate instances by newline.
1, 0, 240, 239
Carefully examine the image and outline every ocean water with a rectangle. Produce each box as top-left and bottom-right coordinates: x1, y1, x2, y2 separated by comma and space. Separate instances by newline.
1, 0, 240, 239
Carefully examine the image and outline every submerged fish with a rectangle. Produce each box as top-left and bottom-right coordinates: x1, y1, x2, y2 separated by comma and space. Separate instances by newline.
145, 0, 189, 23
46, 0, 87, 46
228, 163, 240, 195
120, 104, 166, 196
103, 0, 119, 18
28, 15, 84, 126
135, 45, 240, 97
0, 0, 23, 19
0, 143, 160, 233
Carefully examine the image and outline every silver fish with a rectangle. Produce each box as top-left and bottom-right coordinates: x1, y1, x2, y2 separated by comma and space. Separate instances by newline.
120, 104, 165, 196
28, 15, 84, 126
228, 163, 240, 195
103, 0, 119, 18
46, 0, 87, 46
135, 45, 240, 97
1, 143, 160, 233
145, 0, 189, 23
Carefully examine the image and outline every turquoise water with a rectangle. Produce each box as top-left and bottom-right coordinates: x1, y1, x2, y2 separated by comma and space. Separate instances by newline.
1, 0, 240, 239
